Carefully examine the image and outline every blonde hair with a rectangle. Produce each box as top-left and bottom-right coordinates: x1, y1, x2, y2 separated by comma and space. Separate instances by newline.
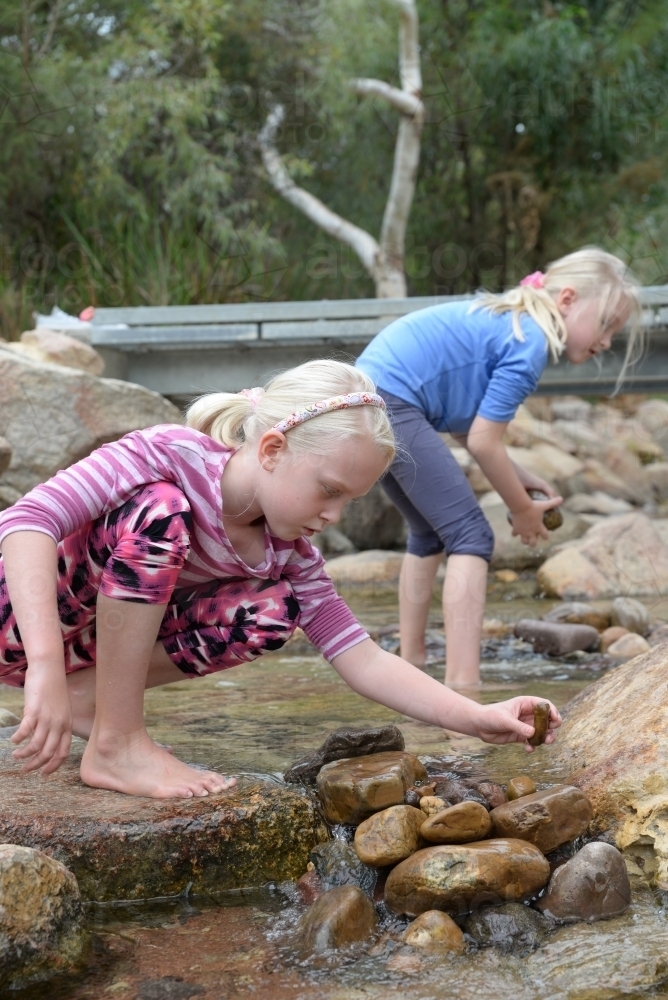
472, 246, 642, 384
186, 359, 396, 465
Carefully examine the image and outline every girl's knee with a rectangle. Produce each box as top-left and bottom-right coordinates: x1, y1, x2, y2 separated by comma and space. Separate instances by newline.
447, 511, 495, 563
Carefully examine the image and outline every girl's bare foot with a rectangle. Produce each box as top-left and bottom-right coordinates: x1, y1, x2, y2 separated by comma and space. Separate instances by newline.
80, 728, 235, 799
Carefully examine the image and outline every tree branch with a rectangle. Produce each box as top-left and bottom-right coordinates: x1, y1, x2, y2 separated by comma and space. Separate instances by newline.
352, 78, 422, 118
36, 0, 64, 61
396, 0, 422, 96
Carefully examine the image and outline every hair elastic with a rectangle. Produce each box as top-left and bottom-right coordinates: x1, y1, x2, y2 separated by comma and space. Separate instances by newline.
520, 271, 545, 289
271, 392, 386, 435
238, 387, 265, 409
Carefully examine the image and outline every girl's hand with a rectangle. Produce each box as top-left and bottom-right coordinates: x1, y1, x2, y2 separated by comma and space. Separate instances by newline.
511, 465, 558, 498
475, 696, 561, 751
11, 662, 72, 774
510, 495, 563, 546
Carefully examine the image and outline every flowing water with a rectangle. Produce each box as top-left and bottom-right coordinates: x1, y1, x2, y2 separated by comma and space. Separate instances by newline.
4, 579, 668, 999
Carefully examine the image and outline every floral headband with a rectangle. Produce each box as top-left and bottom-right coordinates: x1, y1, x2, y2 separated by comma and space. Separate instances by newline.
520, 271, 545, 289
238, 388, 386, 433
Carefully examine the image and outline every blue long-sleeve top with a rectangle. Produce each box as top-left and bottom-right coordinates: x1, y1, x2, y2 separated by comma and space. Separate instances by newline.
356, 300, 549, 434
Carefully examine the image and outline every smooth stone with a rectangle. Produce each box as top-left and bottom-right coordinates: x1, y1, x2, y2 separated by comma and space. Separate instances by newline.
495, 569, 519, 583
542, 601, 610, 631
0, 708, 21, 728
420, 801, 492, 844
310, 841, 377, 895
507, 776, 537, 800
464, 901, 549, 954
485, 502, 588, 571
432, 777, 490, 810
565, 491, 633, 516
401, 910, 465, 952
599, 625, 629, 653
490, 785, 593, 854
338, 482, 407, 550
606, 632, 651, 659
316, 751, 427, 825
536, 842, 631, 923
404, 789, 422, 807
384, 839, 550, 917
514, 619, 599, 656
420, 796, 450, 817
19, 328, 105, 375
283, 724, 405, 783
610, 596, 650, 636
295, 885, 378, 957
354, 805, 426, 867
0, 844, 87, 991
324, 550, 405, 590
296, 869, 324, 905
469, 781, 508, 810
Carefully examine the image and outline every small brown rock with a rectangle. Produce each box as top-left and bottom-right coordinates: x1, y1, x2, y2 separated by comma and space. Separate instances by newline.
404, 789, 422, 808
606, 632, 651, 660
419, 796, 449, 817
402, 910, 465, 952
295, 885, 378, 956
495, 569, 519, 583
432, 778, 489, 810
528, 702, 550, 748
420, 802, 492, 844
599, 625, 629, 654
507, 776, 536, 800
490, 785, 593, 854
296, 870, 323, 905
316, 751, 427, 825
514, 619, 600, 656
354, 805, 426, 867
470, 781, 508, 810
386, 952, 422, 975
543, 602, 610, 631
536, 842, 631, 923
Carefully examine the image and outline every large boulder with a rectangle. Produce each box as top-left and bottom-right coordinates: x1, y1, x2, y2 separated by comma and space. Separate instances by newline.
546, 643, 668, 885
324, 550, 407, 591
338, 483, 406, 550
0, 345, 182, 496
536, 514, 668, 599
484, 500, 589, 571
16, 328, 105, 376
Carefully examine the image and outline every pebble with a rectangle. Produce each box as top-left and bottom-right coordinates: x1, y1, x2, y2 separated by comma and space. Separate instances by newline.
316, 751, 427, 825
495, 569, 519, 583
296, 870, 323, 905
599, 625, 629, 653
284, 724, 405, 783
420, 801, 492, 844
384, 839, 550, 917
490, 785, 593, 854
402, 910, 465, 952
420, 796, 450, 817
432, 778, 490, 810
606, 632, 651, 659
542, 601, 610, 631
295, 885, 378, 957
469, 781, 508, 809
514, 619, 600, 656
310, 841, 377, 895
610, 596, 650, 636
354, 805, 426, 867
465, 901, 549, 954
507, 776, 536, 800
536, 841, 631, 923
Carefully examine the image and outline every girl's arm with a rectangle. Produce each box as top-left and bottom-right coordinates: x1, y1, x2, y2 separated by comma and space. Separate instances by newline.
1, 532, 72, 773
332, 638, 560, 747
466, 415, 562, 546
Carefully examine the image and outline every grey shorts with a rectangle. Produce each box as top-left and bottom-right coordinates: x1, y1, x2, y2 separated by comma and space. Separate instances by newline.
379, 390, 495, 563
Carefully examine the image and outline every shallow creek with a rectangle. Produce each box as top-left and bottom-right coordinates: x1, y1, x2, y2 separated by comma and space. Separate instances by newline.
5, 581, 668, 1000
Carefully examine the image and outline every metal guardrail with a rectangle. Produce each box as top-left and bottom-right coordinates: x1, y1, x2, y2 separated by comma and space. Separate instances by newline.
90, 289, 668, 400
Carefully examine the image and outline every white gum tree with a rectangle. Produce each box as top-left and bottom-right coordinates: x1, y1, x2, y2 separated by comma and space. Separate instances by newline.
259, 0, 424, 299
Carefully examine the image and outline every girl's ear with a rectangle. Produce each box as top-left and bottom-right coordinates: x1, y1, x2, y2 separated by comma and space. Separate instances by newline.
556, 286, 578, 314
257, 430, 288, 471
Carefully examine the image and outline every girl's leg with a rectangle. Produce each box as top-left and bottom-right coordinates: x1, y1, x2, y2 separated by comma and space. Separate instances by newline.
442, 553, 488, 687
398, 552, 442, 667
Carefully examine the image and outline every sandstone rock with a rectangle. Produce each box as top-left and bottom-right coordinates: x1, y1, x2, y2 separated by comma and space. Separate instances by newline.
384, 839, 550, 917
599, 626, 629, 653
0, 708, 20, 728
284, 724, 405, 784
19, 328, 105, 376
469, 781, 508, 810
542, 601, 610, 631
537, 514, 668, 599
636, 398, 668, 436
316, 751, 427, 825
610, 596, 650, 636
551, 397, 593, 422
495, 569, 519, 583
564, 492, 633, 516
506, 444, 584, 491
0, 484, 21, 512
324, 550, 405, 590
0, 844, 86, 991
514, 619, 599, 655
507, 776, 536, 800
295, 885, 378, 957
505, 405, 576, 453
354, 805, 425, 867
642, 462, 668, 502
486, 499, 588, 571
0, 345, 182, 496
401, 910, 465, 952
566, 458, 647, 504
420, 802, 492, 844
310, 841, 377, 894
296, 869, 324, 905
490, 786, 593, 854
465, 901, 549, 953
338, 483, 406, 550
0, 437, 11, 477
420, 796, 450, 817
536, 841, 630, 923
551, 419, 606, 458
606, 632, 651, 659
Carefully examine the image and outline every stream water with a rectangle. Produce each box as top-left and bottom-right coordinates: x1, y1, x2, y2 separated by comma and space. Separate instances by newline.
4, 578, 668, 1000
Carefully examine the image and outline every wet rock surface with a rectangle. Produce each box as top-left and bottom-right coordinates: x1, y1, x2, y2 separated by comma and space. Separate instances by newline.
507, 776, 536, 800
514, 619, 599, 656
283, 724, 405, 784
610, 596, 650, 635
431, 777, 491, 809
420, 801, 492, 844
599, 625, 629, 653
606, 632, 651, 659
536, 842, 631, 923
384, 839, 550, 917
310, 841, 378, 895
465, 901, 549, 954
542, 601, 610, 630
353, 804, 425, 867
490, 785, 593, 854
295, 885, 378, 958
0, 843, 87, 991
470, 780, 508, 809
316, 751, 427, 825
402, 910, 465, 952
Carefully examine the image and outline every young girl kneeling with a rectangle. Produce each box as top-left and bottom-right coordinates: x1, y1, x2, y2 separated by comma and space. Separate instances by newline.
0, 360, 559, 799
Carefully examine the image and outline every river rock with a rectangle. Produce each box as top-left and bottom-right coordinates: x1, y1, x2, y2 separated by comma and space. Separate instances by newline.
464, 901, 549, 954
568, 457, 648, 505
402, 910, 465, 952
0, 437, 11, 477
295, 885, 378, 957
420, 795, 450, 817
19, 328, 105, 375
354, 805, 425, 867
284, 724, 405, 784
384, 839, 550, 917
0, 345, 182, 496
316, 751, 427, 825
536, 842, 631, 923
469, 781, 508, 809
565, 492, 633, 516
599, 626, 629, 653
310, 841, 377, 894
485, 502, 588, 571
0, 708, 20, 728
324, 550, 405, 590
311, 525, 357, 557
432, 777, 490, 809
507, 776, 536, 800
420, 802, 492, 844
542, 602, 610, 631
537, 514, 668, 599
490, 786, 593, 854
338, 483, 407, 550
296, 869, 324, 905
606, 632, 651, 659
642, 462, 668, 502
0, 844, 86, 991
610, 597, 650, 636
514, 619, 599, 656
